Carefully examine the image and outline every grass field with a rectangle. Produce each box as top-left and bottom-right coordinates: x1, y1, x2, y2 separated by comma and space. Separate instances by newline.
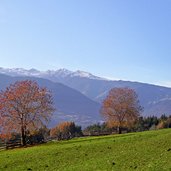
0, 129, 171, 171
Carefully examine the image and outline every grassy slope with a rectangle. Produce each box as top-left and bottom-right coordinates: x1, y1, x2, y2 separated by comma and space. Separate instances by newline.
0, 129, 171, 171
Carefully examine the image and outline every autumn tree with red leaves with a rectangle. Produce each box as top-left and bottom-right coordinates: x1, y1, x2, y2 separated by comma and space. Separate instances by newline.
0, 80, 55, 146
101, 88, 142, 134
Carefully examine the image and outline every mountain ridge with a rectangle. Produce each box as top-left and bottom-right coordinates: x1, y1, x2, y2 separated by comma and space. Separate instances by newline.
0, 67, 107, 81
1, 67, 171, 117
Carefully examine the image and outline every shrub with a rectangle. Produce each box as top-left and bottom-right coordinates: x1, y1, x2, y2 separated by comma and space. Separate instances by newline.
50, 122, 82, 140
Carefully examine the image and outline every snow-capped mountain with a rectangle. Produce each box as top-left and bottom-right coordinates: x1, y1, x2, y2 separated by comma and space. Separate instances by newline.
0, 67, 40, 77
0, 67, 106, 80
1, 67, 171, 117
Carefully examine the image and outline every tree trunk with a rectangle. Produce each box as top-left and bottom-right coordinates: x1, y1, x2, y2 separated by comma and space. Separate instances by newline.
21, 126, 26, 146
117, 126, 122, 134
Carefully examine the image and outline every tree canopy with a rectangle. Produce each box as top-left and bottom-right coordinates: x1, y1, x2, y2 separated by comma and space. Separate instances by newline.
101, 87, 142, 134
0, 80, 55, 145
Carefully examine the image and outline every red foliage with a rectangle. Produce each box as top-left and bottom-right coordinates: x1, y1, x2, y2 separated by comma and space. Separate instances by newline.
0, 80, 55, 145
101, 87, 142, 133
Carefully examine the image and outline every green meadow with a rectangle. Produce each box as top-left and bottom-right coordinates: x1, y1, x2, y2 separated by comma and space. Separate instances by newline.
0, 129, 171, 171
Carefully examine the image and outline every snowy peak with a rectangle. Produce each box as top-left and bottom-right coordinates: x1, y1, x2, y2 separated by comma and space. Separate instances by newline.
43, 69, 72, 78
69, 70, 103, 80
0, 68, 41, 77
72, 70, 95, 77
0, 67, 107, 80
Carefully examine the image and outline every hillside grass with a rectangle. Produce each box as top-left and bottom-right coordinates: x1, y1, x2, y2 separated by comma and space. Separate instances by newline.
0, 129, 171, 171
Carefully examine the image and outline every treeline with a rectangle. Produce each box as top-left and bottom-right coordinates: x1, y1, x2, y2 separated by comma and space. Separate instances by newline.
136, 114, 171, 131
51, 114, 171, 139
84, 114, 171, 136
3, 114, 171, 144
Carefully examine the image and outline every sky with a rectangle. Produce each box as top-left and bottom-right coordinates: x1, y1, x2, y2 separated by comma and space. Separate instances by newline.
0, 0, 171, 87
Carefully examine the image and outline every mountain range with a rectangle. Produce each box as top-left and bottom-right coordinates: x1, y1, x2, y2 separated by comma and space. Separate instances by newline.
0, 67, 171, 127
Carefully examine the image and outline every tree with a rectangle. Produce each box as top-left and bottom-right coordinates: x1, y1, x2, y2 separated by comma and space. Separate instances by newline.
101, 87, 142, 134
50, 121, 82, 140
0, 80, 55, 146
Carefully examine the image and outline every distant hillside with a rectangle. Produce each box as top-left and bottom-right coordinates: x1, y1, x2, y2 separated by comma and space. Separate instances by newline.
51, 76, 171, 117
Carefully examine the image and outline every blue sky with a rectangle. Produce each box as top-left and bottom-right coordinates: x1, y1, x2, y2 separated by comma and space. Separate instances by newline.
0, 0, 171, 86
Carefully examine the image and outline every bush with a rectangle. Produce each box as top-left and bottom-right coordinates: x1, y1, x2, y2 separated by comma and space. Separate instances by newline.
83, 123, 115, 136
50, 122, 82, 140
26, 127, 50, 144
